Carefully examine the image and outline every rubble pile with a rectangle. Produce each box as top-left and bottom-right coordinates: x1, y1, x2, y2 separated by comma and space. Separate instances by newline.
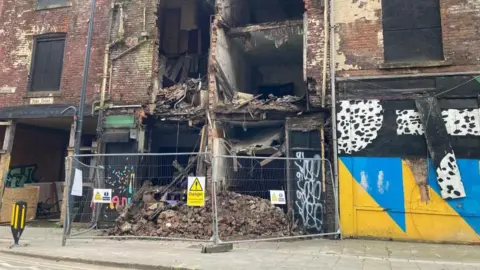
154, 78, 205, 115
106, 181, 298, 240
229, 92, 303, 112
215, 192, 297, 239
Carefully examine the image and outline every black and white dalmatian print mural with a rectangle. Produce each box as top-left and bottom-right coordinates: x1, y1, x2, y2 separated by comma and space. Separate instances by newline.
337, 100, 384, 154
436, 152, 466, 199
337, 99, 470, 200
396, 109, 480, 136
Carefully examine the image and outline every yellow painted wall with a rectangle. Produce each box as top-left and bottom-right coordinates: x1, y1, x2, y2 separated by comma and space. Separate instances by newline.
339, 157, 480, 243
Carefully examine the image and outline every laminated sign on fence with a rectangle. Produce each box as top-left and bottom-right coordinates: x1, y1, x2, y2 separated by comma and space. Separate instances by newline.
269, 190, 286, 205
187, 177, 205, 207
93, 189, 112, 203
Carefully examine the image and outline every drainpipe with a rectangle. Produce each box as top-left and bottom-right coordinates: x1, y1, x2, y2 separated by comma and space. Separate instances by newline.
100, 3, 115, 107
329, 0, 340, 235
62, 0, 96, 247
319, 0, 330, 194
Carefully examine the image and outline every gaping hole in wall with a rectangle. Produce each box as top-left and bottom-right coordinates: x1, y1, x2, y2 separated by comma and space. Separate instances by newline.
218, 0, 305, 27
214, 0, 305, 111
215, 23, 305, 110
97, 121, 204, 227
219, 121, 287, 203
145, 122, 202, 198
2, 118, 96, 224
155, 0, 213, 114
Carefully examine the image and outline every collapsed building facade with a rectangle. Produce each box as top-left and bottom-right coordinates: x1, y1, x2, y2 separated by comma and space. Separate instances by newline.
0, 0, 337, 235
4, 0, 476, 244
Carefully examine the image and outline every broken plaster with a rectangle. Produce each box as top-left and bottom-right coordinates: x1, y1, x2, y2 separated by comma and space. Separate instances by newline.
447, 0, 480, 16
333, 0, 381, 71
334, 0, 381, 24
12, 25, 58, 70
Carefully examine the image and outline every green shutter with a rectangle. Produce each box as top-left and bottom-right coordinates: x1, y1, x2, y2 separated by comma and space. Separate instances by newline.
104, 115, 135, 128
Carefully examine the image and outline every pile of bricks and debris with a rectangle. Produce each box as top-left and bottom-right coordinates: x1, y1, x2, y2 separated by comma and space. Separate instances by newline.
154, 77, 206, 115
106, 181, 299, 239
216, 92, 304, 113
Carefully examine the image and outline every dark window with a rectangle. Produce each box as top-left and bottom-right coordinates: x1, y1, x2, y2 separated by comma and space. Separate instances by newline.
29, 34, 66, 92
382, 0, 444, 62
37, 0, 68, 8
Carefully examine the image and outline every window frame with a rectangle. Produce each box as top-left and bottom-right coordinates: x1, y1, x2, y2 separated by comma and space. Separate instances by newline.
381, 0, 445, 64
28, 33, 67, 92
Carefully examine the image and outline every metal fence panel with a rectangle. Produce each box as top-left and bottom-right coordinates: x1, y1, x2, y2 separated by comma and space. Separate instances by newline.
63, 153, 214, 243
212, 154, 340, 243
63, 152, 340, 245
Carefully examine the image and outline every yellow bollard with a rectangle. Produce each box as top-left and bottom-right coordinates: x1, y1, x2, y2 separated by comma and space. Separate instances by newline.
10, 201, 27, 246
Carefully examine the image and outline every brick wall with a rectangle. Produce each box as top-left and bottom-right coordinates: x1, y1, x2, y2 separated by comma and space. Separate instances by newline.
0, 0, 157, 109
109, 0, 158, 105
334, 0, 480, 77
304, 0, 326, 107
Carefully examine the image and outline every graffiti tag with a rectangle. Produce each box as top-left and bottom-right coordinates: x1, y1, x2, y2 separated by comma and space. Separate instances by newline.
5, 165, 36, 188
294, 152, 324, 231
106, 165, 135, 209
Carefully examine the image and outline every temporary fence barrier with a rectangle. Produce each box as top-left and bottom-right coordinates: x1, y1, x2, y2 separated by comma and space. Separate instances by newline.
62, 152, 340, 245
62, 152, 214, 244
211, 154, 340, 244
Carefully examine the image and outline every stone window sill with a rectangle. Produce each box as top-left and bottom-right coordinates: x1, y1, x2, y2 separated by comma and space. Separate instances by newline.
24, 91, 62, 98
35, 3, 72, 11
378, 60, 453, 70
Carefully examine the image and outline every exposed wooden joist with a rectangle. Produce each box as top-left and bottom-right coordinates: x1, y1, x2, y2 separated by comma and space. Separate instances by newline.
227, 19, 303, 38
60, 123, 76, 227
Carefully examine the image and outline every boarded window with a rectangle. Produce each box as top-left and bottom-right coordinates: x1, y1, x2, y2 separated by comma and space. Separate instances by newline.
30, 34, 66, 92
382, 0, 443, 62
37, 0, 68, 8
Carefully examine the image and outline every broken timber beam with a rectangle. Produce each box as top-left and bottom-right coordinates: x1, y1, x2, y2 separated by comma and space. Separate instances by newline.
227, 19, 303, 38
260, 151, 283, 167
233, 94, 263, 110
415, 97, 466, 200
0, 120, 16, 210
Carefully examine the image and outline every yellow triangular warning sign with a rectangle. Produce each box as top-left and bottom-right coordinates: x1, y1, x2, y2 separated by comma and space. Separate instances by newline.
272, 193, 278, 202
94, 192, 102, 201
189, 178, 203, 191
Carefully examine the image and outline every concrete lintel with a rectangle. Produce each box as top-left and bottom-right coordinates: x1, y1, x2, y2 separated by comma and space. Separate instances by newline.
227, 19, 303, 38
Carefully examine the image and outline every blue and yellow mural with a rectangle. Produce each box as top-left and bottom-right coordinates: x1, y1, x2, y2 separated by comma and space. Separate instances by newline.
339, 157, 480, 243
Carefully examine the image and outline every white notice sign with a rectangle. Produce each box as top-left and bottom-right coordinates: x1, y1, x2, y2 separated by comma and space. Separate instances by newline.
71, 169, 83, 196
93, 189, 112, 203
30, 97, 54, 105
269, 190, 286, 205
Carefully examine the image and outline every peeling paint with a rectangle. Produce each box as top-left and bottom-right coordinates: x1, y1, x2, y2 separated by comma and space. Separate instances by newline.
11, 25, 57, 70
334, 31, 358, 70
377, 31, 383, 48
447, 0, 480, 16
334, 0, 381, 24
333, 0, 381, 71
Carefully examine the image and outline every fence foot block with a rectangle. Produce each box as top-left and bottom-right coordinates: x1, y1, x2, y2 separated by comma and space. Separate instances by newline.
201, 243, 233, 253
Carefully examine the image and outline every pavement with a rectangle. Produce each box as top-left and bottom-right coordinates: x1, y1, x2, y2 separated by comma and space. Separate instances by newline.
0, 252, 121, 270
0, 226, 479, 270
